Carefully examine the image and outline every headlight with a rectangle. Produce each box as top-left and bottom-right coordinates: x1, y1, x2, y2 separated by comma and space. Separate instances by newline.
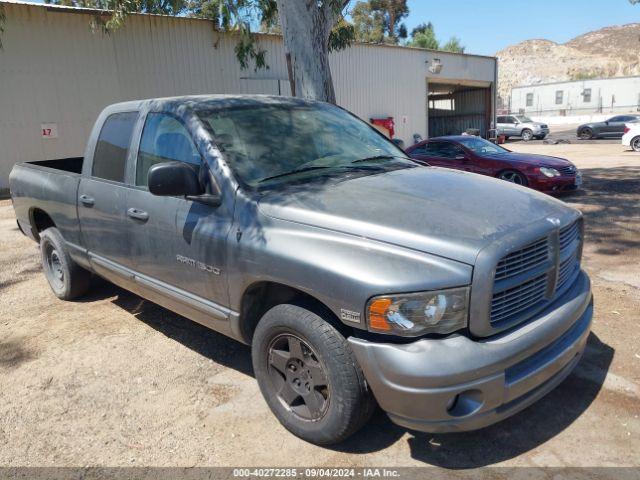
366, 287, 469, 337
540, 167, 561, 177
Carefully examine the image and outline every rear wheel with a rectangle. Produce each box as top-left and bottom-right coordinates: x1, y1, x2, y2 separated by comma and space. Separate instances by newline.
632, 136, 640, 152
40, 227, 91, 300
579, 128, 594, 140
252, 304, 375, 445
498, 170, 528, 186
521, 129, 533, 141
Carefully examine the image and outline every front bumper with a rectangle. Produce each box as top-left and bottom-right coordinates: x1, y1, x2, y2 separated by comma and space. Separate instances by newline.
348, 270, 592, 433
530, 175, 581, 194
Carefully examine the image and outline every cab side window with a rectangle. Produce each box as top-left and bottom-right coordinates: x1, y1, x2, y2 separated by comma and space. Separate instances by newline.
136, 113, 201, 187
92, 112, 138, 183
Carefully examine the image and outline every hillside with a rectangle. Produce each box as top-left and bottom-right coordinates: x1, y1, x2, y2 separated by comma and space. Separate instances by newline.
496, 23, 640, 103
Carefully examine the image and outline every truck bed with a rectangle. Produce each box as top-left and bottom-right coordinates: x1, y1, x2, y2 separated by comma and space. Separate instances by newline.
9, 157, 84, 245
25, 157, 84, 174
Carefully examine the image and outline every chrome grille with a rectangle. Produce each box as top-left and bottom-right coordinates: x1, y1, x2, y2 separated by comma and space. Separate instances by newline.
489, 219, 583, 328
494, 237, 549, 281
558, 165, 577, 176
490, 274, 548, 325
559, 221, 580, 252
557, 253, 579, 292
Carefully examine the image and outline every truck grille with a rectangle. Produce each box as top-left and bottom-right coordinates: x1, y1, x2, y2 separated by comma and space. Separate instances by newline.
558, 165, 577, 176
490, 219, 582, 327
559, 220, 580, 250
491, 274, 548, 325
494, 237, 549, 281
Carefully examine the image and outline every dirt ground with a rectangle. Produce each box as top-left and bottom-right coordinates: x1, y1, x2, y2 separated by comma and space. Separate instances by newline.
1, 143, 639, 469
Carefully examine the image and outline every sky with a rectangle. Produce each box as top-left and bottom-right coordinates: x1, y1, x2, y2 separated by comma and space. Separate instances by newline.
402, 0, 639, 55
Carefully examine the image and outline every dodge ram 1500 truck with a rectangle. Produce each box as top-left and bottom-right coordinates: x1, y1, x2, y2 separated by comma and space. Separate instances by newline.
10, 95, 593, 445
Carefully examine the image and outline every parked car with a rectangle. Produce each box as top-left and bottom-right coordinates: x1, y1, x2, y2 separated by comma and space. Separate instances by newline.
622, 122, 640, 152
406, 135, 582, 194
496, 115, 550, 141
10, 96, 593, 445
577, 114, 640, 139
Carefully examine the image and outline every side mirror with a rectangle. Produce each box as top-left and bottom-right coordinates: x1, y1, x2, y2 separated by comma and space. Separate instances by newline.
148, 161, 221, 206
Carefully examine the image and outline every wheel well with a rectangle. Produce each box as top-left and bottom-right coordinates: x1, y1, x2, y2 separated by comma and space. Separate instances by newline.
30, 208, 56, 241
239, 281, 350, 343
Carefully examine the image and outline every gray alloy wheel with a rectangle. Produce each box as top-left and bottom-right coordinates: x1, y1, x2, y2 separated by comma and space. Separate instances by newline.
252, 303, 376, 445
498, 170, 527, 186
267, 333, 330, 421
580, 128, 594, 140
632, 136, 640, 152
521, 129, 533, 141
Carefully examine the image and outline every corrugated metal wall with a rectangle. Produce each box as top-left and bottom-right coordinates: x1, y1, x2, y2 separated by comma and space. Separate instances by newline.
0, 1, 496, 190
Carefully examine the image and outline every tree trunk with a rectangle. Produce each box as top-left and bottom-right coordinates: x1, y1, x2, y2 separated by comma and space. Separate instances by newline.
276, 0, 337, 103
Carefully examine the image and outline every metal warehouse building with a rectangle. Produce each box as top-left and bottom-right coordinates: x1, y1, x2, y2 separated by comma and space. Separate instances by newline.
0, 0, 497, 192
511, 76, 640, 117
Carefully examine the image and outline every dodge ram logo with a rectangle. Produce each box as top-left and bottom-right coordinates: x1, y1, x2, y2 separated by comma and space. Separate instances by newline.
176, 255, 221, 275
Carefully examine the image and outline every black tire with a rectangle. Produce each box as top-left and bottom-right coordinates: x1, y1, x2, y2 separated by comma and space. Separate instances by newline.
498, 169, 528, 186
40, 227, 91, 300
521, 129, 534, 141
579, 128, 594, 140
632, 136, 640, 152
252, 304, 376, 445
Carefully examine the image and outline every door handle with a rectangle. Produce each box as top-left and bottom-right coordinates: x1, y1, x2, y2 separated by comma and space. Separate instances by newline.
79, 194, 95, 206
127, 208, 149, 221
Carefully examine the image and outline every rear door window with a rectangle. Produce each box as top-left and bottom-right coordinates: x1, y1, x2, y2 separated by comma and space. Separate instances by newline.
92, 112, 138, 182
136, 113, 201, 187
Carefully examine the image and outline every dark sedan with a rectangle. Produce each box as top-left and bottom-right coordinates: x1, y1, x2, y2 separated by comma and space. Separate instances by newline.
406, 136, 582, 194
577, 114, 640, 140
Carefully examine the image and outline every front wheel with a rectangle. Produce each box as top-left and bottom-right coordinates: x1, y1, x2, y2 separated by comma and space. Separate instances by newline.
252, 304, 375, 445
521, 129, 534, 141
632, 136, 640, 152
498, 170, 528, 186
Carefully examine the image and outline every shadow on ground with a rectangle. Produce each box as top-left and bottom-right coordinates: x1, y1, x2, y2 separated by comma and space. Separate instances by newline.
563, 166, 640, 256
81, 278, 613, 469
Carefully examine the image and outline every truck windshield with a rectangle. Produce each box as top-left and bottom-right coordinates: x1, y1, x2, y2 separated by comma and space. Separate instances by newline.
196, 102, 410, 188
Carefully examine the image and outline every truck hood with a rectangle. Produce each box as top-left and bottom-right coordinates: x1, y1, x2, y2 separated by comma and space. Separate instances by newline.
258, 167, 572, 265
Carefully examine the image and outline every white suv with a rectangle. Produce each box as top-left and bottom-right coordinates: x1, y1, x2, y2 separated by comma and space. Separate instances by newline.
622, 122, 640, 152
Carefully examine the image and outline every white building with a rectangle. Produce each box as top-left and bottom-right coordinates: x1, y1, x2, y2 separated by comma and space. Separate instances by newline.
0, 0, 497, 192
510, 76, 640, 120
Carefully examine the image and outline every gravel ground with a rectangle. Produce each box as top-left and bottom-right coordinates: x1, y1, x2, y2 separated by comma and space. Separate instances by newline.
0, 143, 639, 469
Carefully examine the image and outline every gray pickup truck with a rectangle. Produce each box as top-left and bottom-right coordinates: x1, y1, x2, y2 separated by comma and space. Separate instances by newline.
10, 95, 593, 445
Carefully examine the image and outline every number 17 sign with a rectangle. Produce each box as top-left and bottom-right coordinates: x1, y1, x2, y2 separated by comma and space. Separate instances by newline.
41, 123, 59, 139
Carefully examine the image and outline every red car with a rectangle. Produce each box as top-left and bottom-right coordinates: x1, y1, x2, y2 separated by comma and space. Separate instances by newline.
405, 136, 582, 194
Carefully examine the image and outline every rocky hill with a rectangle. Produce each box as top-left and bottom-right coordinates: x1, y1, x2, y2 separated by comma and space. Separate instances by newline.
496, 23, 640, 103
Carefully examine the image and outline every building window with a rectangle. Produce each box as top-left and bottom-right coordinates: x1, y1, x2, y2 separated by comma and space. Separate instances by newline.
583, 88, 592, 103
555, 90, 564, 105
526, 93, 534, 107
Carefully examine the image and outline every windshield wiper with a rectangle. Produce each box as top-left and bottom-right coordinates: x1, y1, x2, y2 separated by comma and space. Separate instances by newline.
257, 166, 337, 184
351, 155, 406, 164
257, 160, 400, 184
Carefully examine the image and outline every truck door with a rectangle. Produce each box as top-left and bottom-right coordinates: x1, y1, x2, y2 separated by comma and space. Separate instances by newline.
78, 111, 138, 271
126, 112, 232, 307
